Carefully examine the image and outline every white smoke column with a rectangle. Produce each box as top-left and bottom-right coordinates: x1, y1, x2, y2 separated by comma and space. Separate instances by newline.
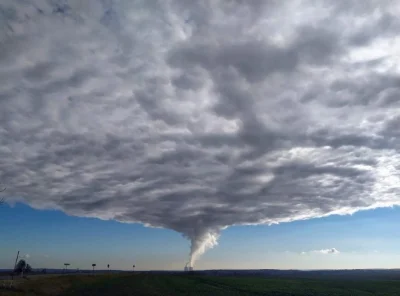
189, 230, 220, 267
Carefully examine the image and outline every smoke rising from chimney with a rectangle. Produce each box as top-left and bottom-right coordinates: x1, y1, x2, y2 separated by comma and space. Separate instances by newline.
188, 230, 220, 267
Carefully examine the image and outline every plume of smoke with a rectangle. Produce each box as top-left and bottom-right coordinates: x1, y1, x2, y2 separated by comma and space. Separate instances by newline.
189, 230, 220, 267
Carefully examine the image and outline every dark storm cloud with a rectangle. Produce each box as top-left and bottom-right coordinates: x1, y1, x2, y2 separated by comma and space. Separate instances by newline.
1, 0, 400, 265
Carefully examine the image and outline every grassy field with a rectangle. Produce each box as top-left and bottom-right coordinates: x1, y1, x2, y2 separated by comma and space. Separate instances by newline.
2, 273, 400, 295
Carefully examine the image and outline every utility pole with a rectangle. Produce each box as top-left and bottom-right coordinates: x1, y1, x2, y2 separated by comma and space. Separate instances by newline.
12, 251, 19, 280
14, 251, 20, 270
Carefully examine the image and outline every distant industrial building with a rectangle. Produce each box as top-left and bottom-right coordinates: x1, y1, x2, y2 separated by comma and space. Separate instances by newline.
184, 262, 193, 272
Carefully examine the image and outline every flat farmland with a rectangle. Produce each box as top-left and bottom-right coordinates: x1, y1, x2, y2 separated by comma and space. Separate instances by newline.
2, 273, 400, 295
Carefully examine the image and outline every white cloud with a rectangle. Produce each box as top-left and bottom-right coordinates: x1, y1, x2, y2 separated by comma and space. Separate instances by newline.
317, 248, 340, 255
1, 0, 400, 265
302, 248, 340, 255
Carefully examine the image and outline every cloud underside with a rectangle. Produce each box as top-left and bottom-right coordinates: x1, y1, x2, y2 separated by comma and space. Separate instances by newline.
1, 0, 400, 264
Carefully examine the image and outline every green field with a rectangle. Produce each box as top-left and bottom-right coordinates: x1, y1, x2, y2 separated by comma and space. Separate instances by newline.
2, 273, 400, 295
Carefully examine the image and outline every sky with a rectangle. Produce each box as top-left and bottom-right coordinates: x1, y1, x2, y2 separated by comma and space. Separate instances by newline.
1, 0, 400, 270
2, 203, 400, 270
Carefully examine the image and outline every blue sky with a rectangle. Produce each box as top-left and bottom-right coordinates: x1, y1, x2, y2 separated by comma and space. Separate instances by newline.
1, 203, 400, 271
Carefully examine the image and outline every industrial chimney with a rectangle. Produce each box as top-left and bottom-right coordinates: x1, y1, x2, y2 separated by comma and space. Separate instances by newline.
184, 262, 193, 272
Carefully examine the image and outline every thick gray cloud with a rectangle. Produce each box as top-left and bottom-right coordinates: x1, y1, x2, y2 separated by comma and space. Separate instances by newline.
1, 0, 400, 266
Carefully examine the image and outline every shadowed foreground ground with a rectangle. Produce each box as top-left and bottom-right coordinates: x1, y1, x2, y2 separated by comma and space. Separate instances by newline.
2, 273, 400, 295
